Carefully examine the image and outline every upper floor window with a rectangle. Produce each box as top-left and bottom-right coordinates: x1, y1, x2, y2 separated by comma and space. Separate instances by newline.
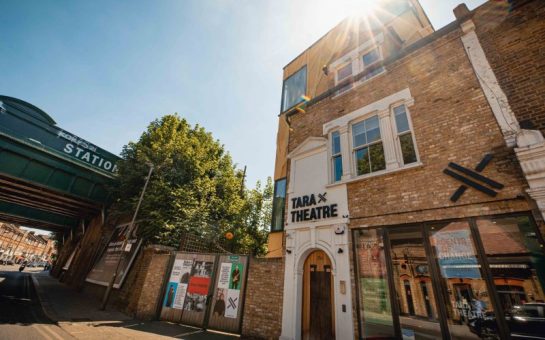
332, 131, 343, 182
271, 178, 287, 232
352, 116, 385, 175
333, 45, 385, 95
281, 66, 307, 112
324, 88, 420, 184
393, 105, 417, 165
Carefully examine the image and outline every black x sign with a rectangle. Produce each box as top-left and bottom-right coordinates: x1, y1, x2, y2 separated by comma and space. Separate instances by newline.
318, 192, 327, 203
443, 154, 504, 202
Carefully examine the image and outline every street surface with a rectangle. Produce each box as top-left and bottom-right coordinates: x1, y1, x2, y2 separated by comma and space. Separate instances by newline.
0, 265, 72, 339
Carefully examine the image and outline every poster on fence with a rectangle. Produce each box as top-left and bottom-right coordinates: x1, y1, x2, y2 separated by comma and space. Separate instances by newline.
183, 260, 213, 312
212, 260, 244, 319
162, 257, 193, 309
86, 223, 142, 288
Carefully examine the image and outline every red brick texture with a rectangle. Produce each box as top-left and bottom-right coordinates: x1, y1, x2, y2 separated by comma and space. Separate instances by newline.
474, 0, 545, 134
241, 257, 285, 340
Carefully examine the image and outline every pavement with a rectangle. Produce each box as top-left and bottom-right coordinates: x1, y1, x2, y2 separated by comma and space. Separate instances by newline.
1, 266, 239, 340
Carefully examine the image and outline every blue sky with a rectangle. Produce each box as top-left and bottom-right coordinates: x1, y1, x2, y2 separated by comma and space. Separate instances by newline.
0, 0, 486, 187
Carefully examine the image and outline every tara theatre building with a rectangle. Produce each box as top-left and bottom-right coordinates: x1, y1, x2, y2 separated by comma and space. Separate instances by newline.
269, 1, 545, 339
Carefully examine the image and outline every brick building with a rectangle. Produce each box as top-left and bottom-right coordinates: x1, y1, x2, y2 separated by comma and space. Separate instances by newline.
268, 1, 545, 339
0, 223, 56, 263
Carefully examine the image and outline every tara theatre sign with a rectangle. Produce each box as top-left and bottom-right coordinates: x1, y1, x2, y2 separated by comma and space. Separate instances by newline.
290, 192, 338, 222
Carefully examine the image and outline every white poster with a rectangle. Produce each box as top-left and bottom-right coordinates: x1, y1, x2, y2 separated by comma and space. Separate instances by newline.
173, 283, 187, 309
165, 258, 193, 310
169, 259, 184, 282
218, 263, 231, 289
225, 288, 240, 318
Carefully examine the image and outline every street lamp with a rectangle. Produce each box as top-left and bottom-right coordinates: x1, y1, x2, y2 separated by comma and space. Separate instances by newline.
99, 163, 154, 310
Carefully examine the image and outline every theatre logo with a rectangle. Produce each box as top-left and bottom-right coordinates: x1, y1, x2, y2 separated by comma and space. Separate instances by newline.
290, 192, 338, 223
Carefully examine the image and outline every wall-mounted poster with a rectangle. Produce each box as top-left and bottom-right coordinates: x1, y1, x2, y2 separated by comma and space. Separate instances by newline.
164, 282, 178, 308
162, 256, 193, 310
86, 223, 142, 288
183, 260, 214, 312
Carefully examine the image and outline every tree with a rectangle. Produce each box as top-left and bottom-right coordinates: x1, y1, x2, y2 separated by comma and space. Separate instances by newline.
231, 177, 273, 256
110, 114, 246, 249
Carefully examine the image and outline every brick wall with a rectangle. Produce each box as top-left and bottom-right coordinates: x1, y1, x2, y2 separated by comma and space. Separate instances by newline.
241, 257, 284, 339
474, 0, 545, 134
287, 24, 531, 230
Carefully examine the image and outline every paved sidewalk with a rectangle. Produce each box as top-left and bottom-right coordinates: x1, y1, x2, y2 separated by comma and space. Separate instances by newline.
31, 271, 238, 340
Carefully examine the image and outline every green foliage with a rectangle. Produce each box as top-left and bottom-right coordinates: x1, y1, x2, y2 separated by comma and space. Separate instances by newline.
110, 114, 270, 254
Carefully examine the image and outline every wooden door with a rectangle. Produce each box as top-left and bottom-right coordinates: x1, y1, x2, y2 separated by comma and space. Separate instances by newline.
302, 250, 335, 340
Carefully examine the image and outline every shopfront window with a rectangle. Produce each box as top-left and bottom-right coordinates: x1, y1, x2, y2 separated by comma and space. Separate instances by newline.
354, 229, 395, 339
388, 227, 442, 339
429, 221, 499, 340
476, 216, 545, 339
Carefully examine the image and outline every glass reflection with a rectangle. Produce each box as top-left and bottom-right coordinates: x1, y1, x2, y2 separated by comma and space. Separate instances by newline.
477, 216, 545, 339
389, 227, 442, 339
429, 221, 500, 339
355, 229, 395, 339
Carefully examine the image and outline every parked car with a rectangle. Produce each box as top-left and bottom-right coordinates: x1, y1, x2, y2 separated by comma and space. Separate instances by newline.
505, 303, 545, 339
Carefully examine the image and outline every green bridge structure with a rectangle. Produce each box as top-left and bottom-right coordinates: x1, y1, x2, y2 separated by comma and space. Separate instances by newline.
0, 96, 120, 233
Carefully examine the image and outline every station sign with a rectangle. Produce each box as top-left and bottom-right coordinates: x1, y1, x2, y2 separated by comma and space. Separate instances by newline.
0, 97, 119, 175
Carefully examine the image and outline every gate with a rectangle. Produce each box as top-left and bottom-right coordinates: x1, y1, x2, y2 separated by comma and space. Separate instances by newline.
159, 252, 249, 334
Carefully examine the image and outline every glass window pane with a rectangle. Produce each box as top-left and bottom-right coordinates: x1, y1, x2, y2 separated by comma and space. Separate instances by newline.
333, 155, 343, 182
271, 179, 286, 232
369, 142, 385, 172
477, 216, 545, 339
332, 131, 341, 155
365, 116, 381, 143
363, 49, 380, 66
338, 62, 352, 81
356, 147, 370, 175
389, 227, 443, 339
282, 67, 307, 112
394, 105, 410, 133
353, 121, 367, 147
355, 229, 396, 339
362, 66, 385, 81
400, 133, 417, 165
429, 221, 500, 340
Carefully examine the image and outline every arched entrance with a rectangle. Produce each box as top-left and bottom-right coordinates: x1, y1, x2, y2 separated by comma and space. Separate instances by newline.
302, 249, 335, 340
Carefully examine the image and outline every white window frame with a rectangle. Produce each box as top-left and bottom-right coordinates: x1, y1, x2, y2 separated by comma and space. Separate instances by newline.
391, 102, 420, 167
323, 88, 421, 185
331, 130, 343, 182
350, 115, 385, 177
330, 34, 386, 96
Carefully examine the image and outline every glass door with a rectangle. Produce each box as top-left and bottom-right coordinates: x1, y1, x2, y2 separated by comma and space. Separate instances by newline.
476, 216, 545, 339
387, 227, 443, 339
428, 221, 501, 339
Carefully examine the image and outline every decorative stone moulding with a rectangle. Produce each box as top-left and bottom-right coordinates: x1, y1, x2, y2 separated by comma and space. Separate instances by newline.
515, 129, 545, 220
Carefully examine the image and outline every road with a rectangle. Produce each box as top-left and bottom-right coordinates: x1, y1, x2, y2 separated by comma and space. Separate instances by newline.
0, 265, 72, 339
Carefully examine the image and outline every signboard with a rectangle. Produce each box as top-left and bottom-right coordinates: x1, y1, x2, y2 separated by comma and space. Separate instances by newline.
86, 223, 142, 288
290, 192, 338, 223
0, 98, 119, 175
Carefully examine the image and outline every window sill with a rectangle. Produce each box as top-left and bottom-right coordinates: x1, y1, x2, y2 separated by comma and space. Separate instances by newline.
326, 161, 423, 188
332, 68, 387, 100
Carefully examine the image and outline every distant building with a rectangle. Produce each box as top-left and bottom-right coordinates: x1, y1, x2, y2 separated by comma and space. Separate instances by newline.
268, 1, 545, 339
0, 223, 56, 263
